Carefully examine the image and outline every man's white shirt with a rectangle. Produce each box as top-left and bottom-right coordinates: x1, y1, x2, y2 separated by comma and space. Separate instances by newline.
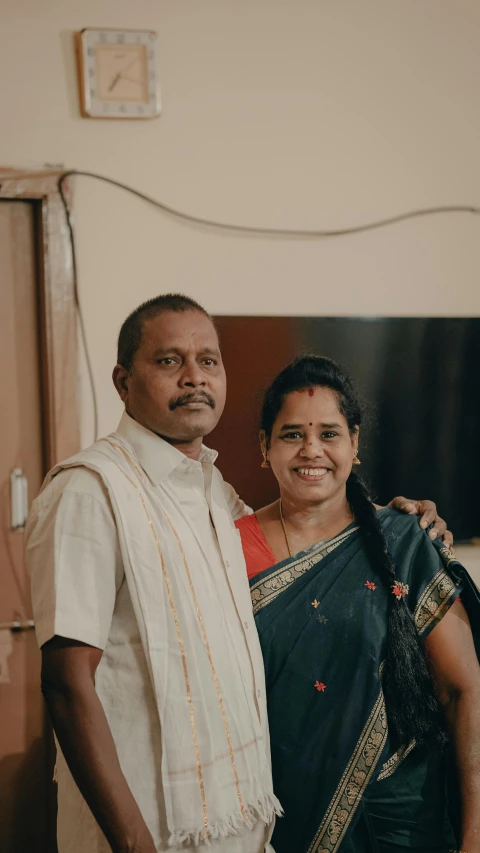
26, 413, 274, 853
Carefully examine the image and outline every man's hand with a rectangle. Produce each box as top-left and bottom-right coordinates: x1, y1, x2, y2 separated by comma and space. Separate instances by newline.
387, 497, 454, 550
42, 637, 157, 853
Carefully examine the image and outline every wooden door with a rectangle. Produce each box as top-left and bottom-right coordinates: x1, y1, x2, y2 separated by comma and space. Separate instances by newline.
0, 200, 51, 852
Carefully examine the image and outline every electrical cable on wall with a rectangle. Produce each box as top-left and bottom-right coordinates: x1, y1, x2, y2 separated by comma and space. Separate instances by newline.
57, 169, 480, 441
58, 170, 480, 238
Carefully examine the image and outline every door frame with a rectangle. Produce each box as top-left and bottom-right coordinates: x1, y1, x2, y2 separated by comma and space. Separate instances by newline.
0, 169, 80, 467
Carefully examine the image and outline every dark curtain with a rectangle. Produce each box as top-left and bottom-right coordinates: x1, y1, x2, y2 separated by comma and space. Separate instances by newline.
372, 318, 480, 540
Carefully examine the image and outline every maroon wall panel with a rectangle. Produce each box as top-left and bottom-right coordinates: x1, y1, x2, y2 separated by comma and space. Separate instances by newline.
208, 317, 297, 510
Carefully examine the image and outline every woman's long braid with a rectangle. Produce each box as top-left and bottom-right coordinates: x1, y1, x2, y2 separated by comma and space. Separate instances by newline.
346, 471, 446, 747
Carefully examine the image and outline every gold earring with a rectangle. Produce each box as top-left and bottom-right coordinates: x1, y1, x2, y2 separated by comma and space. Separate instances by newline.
261, 449, 270, 469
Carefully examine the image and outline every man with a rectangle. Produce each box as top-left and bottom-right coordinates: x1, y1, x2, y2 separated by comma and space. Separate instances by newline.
26, 294, 452, 853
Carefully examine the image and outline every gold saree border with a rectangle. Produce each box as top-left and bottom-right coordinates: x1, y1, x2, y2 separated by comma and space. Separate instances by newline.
377, 739, 416, 781
307, 685, 388, 853
438, 545, 458, 569
414, 568, 458, 636
250, 526, 359, 616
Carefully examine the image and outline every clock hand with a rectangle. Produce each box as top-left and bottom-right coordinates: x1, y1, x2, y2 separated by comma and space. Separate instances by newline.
119, 56, 140, 76
108, 72, 122, 92
117, 73, 143, 86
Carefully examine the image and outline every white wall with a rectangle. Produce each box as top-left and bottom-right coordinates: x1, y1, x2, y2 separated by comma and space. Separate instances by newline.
1, 0, 479, 442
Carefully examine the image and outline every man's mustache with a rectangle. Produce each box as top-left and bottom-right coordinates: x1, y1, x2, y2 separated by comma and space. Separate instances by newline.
169, 392, 215, 411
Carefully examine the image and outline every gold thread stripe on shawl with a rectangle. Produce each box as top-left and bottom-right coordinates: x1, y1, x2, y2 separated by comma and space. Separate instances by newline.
165, 737, 261, 777
414, 569, 458, 636
107, 443, 209, 834
161, 508, 248, 823
250, 527, 359, 616
377, 739, 416, 781
307, 686, 388, 853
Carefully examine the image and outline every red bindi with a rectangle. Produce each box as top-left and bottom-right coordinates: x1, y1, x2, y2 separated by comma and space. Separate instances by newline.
308, 388, 314, 397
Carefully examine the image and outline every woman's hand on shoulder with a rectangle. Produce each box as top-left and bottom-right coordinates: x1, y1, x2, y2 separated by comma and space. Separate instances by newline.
386, 497, 454, 551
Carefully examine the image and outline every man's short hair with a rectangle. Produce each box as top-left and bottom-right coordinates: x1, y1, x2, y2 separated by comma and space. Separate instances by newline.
117, 293, 214, 371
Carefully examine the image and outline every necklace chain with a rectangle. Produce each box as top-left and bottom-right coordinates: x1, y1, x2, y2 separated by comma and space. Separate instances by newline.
279, 499, 356, 560
279, 499, 293, 558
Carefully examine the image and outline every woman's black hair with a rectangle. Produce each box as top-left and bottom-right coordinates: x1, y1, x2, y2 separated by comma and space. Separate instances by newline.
260, 354, 445, 748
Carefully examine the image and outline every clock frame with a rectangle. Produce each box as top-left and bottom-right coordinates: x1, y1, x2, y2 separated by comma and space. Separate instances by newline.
75, 28, 161, 120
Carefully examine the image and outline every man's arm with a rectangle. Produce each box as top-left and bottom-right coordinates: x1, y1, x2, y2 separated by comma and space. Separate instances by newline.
221, 479, 253, 521
224, 473, 455, 547
426, 602, 480, 852
42, 637, 157, 853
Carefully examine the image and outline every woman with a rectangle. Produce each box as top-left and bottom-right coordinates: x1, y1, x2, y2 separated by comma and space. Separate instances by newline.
236, 355, 480, 853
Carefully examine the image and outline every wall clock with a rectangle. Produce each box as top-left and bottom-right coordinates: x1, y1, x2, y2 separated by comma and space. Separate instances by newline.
75, 28, 161, 119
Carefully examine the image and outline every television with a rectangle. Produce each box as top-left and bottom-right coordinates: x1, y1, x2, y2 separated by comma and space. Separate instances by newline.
208, 317, 480, 541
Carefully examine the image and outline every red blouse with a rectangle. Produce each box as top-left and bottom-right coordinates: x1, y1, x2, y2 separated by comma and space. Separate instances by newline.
235, 513, 277, 580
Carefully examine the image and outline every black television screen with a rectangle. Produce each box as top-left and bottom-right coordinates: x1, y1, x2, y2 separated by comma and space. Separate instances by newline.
208, 317, 480, 541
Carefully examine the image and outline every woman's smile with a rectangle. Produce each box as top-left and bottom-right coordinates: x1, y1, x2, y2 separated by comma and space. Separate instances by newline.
293, 466, 330, 481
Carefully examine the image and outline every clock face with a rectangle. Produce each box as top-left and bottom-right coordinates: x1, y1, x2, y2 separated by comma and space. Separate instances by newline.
77, 29, 161, 119
96, 44, 149, 104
